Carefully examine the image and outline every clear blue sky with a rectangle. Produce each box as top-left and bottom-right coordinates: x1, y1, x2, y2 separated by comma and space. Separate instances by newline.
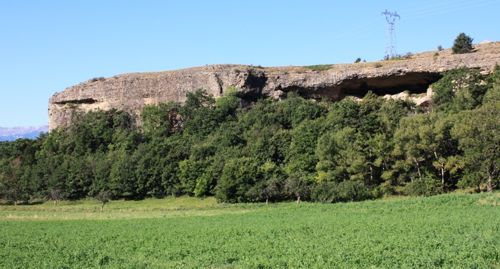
1, 0, 499, 127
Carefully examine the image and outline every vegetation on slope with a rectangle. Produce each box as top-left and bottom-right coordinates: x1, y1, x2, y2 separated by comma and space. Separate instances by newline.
0, 67, 499, 204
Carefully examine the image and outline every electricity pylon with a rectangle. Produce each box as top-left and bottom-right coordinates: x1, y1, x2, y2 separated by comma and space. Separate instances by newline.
382, 9, 400, 59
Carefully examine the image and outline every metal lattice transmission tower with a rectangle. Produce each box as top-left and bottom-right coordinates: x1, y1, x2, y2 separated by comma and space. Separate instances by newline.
381, 9, 400, 59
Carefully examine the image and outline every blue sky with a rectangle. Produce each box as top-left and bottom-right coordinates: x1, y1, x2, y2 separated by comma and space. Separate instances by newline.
1, 0, 499, 127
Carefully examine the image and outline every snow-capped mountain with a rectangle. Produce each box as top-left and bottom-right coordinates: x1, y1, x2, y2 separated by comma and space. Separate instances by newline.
0, 126, 48, 141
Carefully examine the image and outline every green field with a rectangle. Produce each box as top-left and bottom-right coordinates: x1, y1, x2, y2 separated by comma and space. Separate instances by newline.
0, 193, 499, 268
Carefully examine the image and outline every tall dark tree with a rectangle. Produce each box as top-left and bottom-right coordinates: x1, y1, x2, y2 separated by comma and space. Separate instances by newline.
452, 33, 474, 54
452, 83, 499, 191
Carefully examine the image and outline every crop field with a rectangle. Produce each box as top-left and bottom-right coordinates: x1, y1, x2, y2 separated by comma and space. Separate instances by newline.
0, 193, 499, 268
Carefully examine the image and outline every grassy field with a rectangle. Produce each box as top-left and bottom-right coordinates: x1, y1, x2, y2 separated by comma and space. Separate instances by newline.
0, 193, 499, 268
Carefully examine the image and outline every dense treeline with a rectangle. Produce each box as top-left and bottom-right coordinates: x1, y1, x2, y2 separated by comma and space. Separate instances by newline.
0, 68, 499, 204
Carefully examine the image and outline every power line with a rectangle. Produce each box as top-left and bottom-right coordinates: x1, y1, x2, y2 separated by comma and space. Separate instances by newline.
405, 0, 496, 20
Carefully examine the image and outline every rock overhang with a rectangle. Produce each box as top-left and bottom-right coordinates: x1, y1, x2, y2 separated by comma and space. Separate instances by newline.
49, 42, 500, 131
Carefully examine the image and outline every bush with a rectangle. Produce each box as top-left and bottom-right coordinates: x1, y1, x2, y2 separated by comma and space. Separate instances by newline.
89, 77, 105, 82
384, 52, 413, 61
3, 189, 30, 205
95, 190, 112, 211
311, 181, 372, 203
404, 175, 443, 196
48, 188, 63, 205
370, 181, 396, 198
305, 65, 332, 71
311, 182, 337, 203
336, 181, 372, 202
452, 33, 473, 54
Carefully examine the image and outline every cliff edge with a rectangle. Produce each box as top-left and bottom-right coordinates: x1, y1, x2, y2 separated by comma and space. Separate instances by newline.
49, 42, 500, 130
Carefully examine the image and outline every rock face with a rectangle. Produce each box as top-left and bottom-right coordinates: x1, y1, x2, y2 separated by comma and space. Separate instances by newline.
49, 42, 500, 130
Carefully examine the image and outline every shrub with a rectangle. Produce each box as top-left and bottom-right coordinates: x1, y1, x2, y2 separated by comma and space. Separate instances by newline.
437, 45, 444, 51
311, 182, 337, 203
404, 175, 443, 196
452, 33, 474, 54
433, 52, 439, 61
95, 191, 112, 211
3, 189, 30, 205
48, 188, 63, 205
354, 58, 362, 63
335, 181, 372, 202
370, 181, 396, 198
385, 52, 413, 61
311, 181, 372, 203
305, 65, 332, 71
90, 77, 105, 82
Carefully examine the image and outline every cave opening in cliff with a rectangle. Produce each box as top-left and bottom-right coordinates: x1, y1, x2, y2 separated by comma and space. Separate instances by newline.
290, 71, 443, 101
238, 71, 268, 101
53, 98, 98, 105
340, 72, 443, 97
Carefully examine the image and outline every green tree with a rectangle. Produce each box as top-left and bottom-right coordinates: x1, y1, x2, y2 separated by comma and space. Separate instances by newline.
393, 115, 430, 183
246, 161, 285, 203
316, 127, 367, 183
452, 85, 499, 192
393, 112, 465, 191
141, 102, 181, 138
0, 157, 30, 204
65, 155, 93, 199
284, 172, 311, 204
215, 157, 261, 203
109, 149, 138, 198
432, 68, 487, 112
452, 33, 473, 54
178, 159, 206, 195
0, 139, 40, 203
285, 119, 324, 177
215, 86, 241, 119
88, 152, 111, 196
159, 135, 191, 196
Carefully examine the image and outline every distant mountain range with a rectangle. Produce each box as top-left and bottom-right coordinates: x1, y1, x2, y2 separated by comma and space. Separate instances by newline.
0, 126, 48, 141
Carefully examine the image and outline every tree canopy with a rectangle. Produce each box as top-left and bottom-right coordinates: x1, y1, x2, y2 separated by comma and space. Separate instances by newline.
0, 67, 498, 204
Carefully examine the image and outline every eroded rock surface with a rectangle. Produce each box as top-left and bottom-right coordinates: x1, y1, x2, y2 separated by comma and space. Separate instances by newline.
49, 42, 500, 130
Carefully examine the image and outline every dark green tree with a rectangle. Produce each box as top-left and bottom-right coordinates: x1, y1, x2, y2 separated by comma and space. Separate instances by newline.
432, 68, 487, 111
452, 33, 473, 54
215, 157, 261, 203
141, 102, 181, 138
284, 172, 311, 204
452, 84, 499, 192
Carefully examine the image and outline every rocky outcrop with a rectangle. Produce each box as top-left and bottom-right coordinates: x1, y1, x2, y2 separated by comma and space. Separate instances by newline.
49, 42, 500, 130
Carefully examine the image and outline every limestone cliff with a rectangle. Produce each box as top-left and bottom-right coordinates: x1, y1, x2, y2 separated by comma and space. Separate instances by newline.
49, 42, 500, 130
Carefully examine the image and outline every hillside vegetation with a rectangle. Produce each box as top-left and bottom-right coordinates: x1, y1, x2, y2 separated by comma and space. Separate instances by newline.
0, 67, 499, 204
0, 192, 499, 268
